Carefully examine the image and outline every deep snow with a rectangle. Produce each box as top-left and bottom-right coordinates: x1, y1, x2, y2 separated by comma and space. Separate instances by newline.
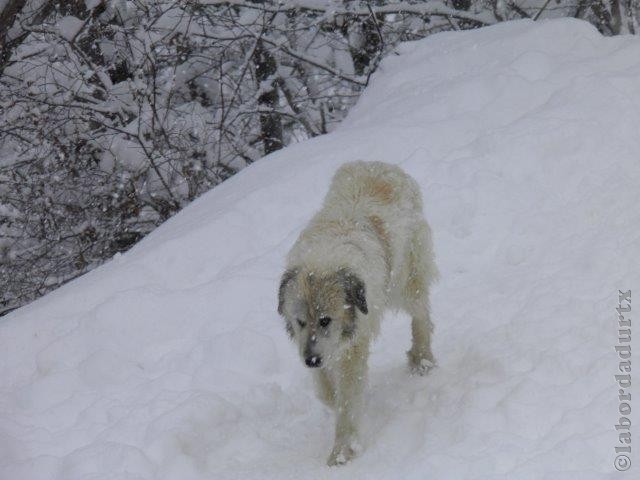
1, 18, 639, 480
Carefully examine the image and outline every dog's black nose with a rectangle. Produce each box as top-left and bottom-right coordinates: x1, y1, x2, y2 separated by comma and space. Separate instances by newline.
305, 355, 322, 368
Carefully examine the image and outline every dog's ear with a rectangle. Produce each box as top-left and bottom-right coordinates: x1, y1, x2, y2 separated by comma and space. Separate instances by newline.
284, 320, 294, 339
278, 268, 298, 315
339, 268, 368, 315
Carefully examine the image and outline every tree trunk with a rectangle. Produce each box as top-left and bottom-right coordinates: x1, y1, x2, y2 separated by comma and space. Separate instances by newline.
254, 40, 283, 155
0, 0, 28, 70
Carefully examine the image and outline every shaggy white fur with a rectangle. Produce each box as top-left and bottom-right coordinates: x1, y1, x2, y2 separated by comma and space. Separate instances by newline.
278, 160, 438, 465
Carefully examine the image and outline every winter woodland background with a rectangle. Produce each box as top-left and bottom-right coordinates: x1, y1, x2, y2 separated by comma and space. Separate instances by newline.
0, 0, 638, 314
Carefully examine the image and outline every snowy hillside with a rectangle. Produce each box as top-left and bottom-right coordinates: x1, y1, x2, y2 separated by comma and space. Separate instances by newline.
2, 18, 639, 480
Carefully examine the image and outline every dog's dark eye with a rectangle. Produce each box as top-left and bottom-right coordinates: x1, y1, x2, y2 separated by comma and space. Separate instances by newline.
319, 316, 332, 328
297, 318, 306, 328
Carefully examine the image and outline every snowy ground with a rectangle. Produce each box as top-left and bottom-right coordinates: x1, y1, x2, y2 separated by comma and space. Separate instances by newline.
1, 18, 639, 480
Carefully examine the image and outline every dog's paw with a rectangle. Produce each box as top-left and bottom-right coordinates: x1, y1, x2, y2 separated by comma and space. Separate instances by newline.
407, 350, 436, 376
327, 441, 361, 466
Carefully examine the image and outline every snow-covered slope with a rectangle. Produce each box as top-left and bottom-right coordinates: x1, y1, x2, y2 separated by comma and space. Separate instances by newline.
2, 19, 639, 480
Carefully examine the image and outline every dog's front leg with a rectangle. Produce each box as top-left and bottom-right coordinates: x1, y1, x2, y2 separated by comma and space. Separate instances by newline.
313, 368, 335, 408
327, 341, 368, 466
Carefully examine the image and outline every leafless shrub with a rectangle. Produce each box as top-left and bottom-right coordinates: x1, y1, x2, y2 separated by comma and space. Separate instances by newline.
1, 0, 638, 313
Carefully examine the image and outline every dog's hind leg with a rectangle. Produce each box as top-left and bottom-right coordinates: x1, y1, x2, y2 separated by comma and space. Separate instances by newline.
406, 300, 435, 375
403, 220, 437, 375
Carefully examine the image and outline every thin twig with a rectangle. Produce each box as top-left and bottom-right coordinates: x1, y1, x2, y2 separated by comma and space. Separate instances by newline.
534, 0, 553, 21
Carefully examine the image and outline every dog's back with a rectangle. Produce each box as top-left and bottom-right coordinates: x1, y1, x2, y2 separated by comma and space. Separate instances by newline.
288, 160, 435, 311
323, 160, 424, 220
323, 161, 432, 296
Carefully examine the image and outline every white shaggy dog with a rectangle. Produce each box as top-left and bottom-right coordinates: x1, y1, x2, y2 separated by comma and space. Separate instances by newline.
277, 161, 437, 465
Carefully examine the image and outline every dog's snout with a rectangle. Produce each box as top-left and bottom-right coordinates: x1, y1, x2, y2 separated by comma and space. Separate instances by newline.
305, 355, 322, 368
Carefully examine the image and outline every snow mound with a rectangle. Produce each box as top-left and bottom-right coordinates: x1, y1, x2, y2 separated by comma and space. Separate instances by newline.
2, 19, 639, 480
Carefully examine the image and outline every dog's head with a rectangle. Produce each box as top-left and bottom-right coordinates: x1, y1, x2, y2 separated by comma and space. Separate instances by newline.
277, 266, 368, 368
